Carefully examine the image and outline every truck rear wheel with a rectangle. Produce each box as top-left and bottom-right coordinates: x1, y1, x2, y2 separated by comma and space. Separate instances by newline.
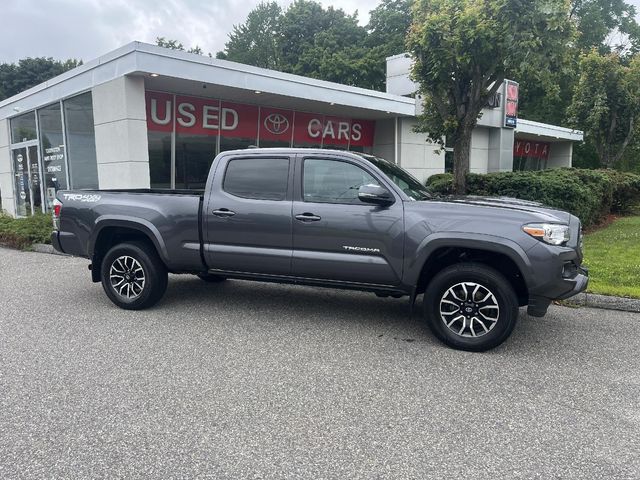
423, 263, 518, 352
100, 241, 168, 310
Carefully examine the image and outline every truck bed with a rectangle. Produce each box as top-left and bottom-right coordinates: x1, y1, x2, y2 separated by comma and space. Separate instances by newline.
54, 189, 206, 273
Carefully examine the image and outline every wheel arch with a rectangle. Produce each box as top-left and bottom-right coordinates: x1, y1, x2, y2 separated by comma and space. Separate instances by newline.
410, 235, 532, 306
89, 217, 169, 282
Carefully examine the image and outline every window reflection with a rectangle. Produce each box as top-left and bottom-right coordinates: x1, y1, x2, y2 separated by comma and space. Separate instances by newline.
64, 93, 98, 189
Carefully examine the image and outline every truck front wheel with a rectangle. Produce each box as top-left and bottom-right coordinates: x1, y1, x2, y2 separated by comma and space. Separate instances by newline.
100, 241, 168, 310
423, 263, 519, 352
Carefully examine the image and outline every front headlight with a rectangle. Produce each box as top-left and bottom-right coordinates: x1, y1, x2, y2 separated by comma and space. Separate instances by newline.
523, 223, 570, 246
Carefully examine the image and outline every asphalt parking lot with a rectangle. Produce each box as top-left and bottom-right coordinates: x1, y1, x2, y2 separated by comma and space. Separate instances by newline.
1, 247, 639, 479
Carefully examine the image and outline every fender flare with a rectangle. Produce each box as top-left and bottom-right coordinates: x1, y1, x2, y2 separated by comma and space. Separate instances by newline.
88, 215, 171, 267
407, 232, 535, 290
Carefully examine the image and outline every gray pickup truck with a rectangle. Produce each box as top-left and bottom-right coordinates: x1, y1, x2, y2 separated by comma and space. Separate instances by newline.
51, 148, 588, 351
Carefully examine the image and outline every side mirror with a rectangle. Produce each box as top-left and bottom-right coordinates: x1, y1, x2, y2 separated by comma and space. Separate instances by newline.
358, 184, 394, 206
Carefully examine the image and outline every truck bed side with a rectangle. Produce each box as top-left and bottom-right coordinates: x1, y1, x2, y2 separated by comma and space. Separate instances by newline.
53, 190, 205, 273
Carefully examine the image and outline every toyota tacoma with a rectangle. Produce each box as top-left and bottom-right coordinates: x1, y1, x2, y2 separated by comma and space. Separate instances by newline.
51, 148, 588, 351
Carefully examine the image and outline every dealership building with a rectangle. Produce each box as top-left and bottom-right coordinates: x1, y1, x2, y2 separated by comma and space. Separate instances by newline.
0, 42, 583, 217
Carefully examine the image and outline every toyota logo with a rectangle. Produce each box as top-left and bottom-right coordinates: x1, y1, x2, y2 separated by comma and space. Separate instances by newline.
264, 113, 290, 135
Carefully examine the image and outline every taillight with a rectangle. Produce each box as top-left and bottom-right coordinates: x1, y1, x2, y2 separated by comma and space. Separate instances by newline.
52, 199, 62, 230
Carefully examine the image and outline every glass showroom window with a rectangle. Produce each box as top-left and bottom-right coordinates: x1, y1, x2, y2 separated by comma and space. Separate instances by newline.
175, 132, 217, 190
220, 102, 259, 153
259, 107, 293, 149
10, 111, 37, 144
38, 102, 68, 209
148, 131, 172, 189
10, 112, 41, 216
64, 93, 99, 189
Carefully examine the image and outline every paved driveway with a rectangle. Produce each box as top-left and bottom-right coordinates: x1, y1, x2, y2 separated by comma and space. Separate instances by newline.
1, 247, 639, 479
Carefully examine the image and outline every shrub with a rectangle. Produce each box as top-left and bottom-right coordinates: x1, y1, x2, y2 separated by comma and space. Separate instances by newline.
0, 213, 53, 249
598, 170, 640, 214
425, 173, 454, 194
424, 168, 638, 227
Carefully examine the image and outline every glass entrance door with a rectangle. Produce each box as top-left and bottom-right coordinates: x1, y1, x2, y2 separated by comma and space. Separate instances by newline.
12, 144, 44, 216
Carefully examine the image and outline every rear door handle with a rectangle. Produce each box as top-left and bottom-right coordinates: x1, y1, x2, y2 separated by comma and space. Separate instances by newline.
212, 208, 236, 217
295, 212, 321, 222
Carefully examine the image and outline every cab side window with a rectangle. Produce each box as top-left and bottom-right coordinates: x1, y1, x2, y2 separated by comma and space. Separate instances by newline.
303, 159, 379, 204
223, 157, 289, 201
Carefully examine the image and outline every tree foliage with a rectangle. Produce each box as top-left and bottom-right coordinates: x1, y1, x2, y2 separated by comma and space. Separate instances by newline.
156, 37, 206, 55
0, 58, 81, 101
216, 0, 411, 90
570, 0, 640, 53
568, 51, 640, 168
518, 0, 640, 126
407, 0, 573, 193
215, 2, 282, 69
365, 0, 414, 90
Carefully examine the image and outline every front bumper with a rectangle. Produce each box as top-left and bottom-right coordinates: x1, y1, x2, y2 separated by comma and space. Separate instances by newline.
527, 264, 589, 317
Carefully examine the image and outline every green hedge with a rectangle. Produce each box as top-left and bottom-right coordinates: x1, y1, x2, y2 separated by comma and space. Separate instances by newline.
0, 213, 53, 249
425, 168, 640, 227
598, 170, 640, 214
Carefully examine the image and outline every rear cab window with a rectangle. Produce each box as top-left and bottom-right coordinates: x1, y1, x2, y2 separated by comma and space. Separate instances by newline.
223, 157, 290, 201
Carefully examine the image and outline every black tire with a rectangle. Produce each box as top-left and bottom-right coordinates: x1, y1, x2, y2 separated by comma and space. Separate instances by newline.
423, 262, 519, 352
197, 273, 227, 283
100, 241, 168, 310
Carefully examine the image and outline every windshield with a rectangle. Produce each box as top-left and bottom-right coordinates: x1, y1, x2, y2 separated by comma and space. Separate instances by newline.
358, 153, 432, 201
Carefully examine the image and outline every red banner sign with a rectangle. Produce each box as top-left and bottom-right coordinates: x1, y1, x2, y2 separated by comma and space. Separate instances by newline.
504, 80, 519, 128
145, 91, 375, 147
514, 140, 550, 160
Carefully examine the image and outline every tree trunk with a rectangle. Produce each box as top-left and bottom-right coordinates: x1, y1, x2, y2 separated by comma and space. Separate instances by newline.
452, 127, 473, 195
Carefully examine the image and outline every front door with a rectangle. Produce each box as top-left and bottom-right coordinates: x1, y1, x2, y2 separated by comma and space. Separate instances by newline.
203, 153, 294, 275
12, 144, 43, 216
291, 155, 404, 286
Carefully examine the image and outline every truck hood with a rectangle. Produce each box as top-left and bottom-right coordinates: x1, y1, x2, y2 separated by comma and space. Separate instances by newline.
428, 195, 572, 224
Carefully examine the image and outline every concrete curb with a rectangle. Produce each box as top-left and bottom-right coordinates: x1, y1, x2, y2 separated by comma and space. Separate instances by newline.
32, 243, 69, 256
562, 293, 640, 313
25, 244, 640, 313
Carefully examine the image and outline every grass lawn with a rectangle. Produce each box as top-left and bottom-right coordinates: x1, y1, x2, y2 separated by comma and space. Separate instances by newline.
582, 216, 640, 298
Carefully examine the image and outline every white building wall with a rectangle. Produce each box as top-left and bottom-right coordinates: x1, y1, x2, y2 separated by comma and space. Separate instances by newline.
470, 127, 489, 174
372, 118, 396, 164
397, 118, 443, 183
547, 142, 572, 168
92, 76, 150, 189
488, 129, 515, 172
0, 119, 15, 216
385, 55, 417, 96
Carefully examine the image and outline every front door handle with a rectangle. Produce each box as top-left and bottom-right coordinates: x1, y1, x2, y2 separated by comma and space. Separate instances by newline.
295, 212, 321, 222
212, 208, 236, 218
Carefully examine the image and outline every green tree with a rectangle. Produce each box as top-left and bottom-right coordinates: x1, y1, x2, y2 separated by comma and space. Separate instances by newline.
156, 37, 206, 55
408, 0, 573, 194
275, 0, 374, 86
518, 0, 640, 125
568, 51, 640, 168
217, 0, 386, 89
570, 0, 640, 53
215, 2, 282, 69
365, 0, 414, 90
0, 58, 81, 101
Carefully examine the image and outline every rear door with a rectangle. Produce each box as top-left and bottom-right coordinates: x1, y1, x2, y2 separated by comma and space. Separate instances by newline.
291, 154, 404, 286
203, 153, 294, 275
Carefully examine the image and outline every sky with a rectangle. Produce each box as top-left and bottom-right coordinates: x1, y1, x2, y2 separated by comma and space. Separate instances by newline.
2, 0, 640, 64
0, 0, 374, 63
